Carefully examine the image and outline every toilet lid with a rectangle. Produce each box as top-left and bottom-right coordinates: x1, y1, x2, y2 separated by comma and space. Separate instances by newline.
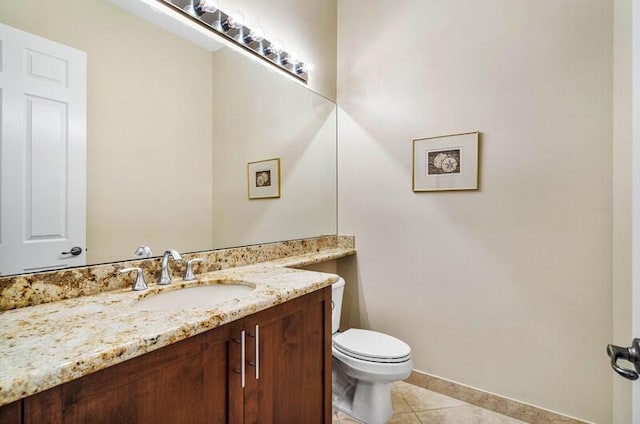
333, 329, 411, 363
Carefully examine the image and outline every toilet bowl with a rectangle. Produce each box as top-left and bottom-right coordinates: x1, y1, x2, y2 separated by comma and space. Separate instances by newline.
331, 278, 413, 424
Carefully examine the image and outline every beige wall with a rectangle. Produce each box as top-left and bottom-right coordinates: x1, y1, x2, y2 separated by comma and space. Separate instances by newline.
613, 0, 632, 421
337, 1, 613, 422
0, 0, 215, 263
222, 0, 337, 101
211, 48, 337, 248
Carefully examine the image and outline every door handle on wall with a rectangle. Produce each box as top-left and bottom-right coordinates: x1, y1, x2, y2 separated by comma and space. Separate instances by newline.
607, 339, 640, 380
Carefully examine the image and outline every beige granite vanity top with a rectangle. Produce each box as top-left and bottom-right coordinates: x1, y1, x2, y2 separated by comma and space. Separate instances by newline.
0, 247, 354, 407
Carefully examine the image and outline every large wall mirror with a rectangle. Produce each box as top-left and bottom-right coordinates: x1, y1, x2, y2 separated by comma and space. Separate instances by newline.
0, 0, 336, 276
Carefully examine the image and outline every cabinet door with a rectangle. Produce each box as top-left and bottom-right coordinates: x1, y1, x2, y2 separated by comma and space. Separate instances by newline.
23, 323, 235, 424
243, 288, 331, 424
0, 400, 21, 424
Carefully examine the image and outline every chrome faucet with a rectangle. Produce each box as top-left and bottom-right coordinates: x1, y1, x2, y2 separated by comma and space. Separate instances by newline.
158, 249, 182, 285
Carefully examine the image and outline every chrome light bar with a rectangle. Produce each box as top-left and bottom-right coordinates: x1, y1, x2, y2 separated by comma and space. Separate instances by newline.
158, 0, 309, 83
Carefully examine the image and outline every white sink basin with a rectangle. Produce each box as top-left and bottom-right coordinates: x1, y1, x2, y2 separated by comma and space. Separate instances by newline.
133, 283, 255, 311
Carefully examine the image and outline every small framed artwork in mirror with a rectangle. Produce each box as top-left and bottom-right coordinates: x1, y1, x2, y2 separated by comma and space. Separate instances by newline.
248, 158, 281, 199
412, 131, 479, 192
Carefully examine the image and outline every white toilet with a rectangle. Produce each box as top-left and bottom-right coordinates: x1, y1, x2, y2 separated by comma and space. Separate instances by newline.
331, 278, 413, 424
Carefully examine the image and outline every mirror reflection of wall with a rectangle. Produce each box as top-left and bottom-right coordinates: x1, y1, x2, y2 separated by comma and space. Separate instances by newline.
212, 48, 336, 248
0, 0, 336, 276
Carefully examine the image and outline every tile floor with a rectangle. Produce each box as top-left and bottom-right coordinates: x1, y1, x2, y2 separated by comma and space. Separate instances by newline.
332, 381, 526, 424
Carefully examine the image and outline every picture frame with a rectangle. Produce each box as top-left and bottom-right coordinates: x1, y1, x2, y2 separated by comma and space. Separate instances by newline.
248, 158, 281, 199
412, 131, 479, 192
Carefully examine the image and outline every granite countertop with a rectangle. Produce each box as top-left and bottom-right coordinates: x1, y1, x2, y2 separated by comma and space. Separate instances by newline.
0, 248, 354, 407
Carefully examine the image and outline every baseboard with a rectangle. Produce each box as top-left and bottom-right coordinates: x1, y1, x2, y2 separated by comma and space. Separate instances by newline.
404, 370, 593, 424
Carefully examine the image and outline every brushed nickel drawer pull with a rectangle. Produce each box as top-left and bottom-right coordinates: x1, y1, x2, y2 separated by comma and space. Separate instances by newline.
247, 325, 260, 380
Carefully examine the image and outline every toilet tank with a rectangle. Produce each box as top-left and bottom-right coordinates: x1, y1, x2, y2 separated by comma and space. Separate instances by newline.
331, 278, 345, 334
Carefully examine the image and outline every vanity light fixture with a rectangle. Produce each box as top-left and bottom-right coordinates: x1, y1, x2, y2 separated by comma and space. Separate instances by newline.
157, 0, 309, 83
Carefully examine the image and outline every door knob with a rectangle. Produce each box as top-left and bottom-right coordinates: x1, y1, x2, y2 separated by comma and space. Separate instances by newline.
607, 339, 640, 380
61, 246, 83, 256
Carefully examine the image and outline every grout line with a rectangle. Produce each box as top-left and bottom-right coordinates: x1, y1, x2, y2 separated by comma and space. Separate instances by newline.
409, 404, 467, 413
397, 384, 468, 414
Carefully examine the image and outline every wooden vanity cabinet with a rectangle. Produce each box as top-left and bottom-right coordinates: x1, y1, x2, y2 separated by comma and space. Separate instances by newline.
11, 287, 331, 424
0, 400, 21, 424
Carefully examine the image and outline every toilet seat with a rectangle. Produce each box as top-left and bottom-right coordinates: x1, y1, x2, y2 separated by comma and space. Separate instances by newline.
333, 329, 411, 364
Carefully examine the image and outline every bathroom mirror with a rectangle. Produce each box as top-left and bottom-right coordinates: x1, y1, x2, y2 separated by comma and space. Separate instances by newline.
0, 0, 336, 276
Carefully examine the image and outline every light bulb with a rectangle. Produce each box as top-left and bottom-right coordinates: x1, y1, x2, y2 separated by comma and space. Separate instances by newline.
265, 40, 284, 56
295, 63, 307, 74
287, 54, 300, 65
245, 26, 265, 43
228, 12, 244, 29
199, 0, 219, 13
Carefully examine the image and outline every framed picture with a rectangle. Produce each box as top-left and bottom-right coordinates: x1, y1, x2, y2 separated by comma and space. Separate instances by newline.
248, 158, 281, 199
412, 131, 479, 192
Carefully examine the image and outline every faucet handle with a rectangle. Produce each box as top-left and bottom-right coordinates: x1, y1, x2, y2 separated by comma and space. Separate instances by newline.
134, 245, 153, 258
184, 258, 205, 281
120, 267, 148, 291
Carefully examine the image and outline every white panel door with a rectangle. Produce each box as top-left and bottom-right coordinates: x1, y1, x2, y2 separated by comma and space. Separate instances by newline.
0, 23, 86, 275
